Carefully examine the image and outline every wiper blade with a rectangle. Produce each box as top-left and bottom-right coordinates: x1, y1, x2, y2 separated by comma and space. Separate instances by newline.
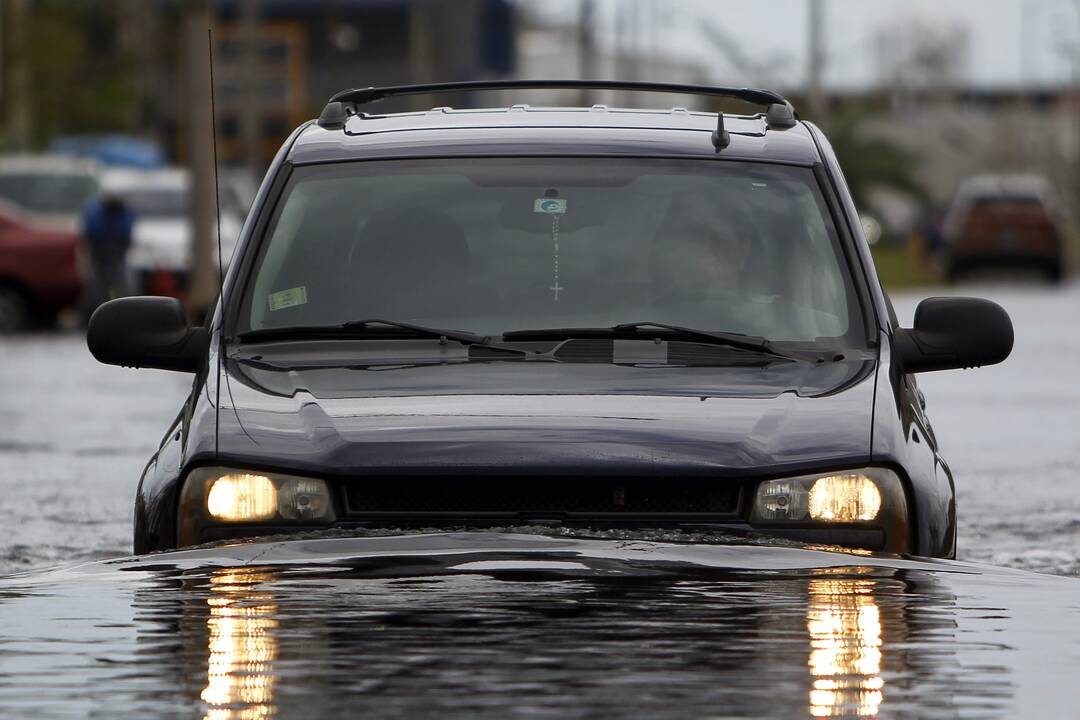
238, 318, 488, 345
238, 318, 526, 354
502, 321, 794, 360
341, 318, 491, 346
612, 321, 777, 355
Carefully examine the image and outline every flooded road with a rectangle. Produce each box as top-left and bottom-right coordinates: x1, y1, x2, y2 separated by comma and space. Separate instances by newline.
892, 282, 1080, 575
3, 533, 1080, 718
0, 333, 189, 570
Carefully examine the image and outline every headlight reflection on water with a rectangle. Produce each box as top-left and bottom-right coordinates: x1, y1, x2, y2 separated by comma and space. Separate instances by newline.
201, 570, 280, 720
807, 573, 884, 718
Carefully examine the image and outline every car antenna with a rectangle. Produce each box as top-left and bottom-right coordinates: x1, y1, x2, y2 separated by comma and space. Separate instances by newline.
711, 112, 730, 151
208, 27, 224, 455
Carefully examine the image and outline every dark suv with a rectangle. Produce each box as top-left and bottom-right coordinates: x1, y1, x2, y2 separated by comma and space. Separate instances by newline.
87, 81, 1013, 557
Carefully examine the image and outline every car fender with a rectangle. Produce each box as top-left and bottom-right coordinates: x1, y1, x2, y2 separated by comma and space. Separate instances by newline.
871, 330, 956, 556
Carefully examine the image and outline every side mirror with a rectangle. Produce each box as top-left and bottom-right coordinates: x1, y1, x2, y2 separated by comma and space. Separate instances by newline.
87, 297, 210, 373
894, 297, 1013, 373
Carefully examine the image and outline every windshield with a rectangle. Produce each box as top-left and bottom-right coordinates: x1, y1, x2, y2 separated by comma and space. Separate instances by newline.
239, 158, 864, 347
0, 172, 99, 215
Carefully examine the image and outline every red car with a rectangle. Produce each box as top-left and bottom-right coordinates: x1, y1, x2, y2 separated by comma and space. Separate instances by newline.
941, 174, 1067, 283
0, 200, 82, 331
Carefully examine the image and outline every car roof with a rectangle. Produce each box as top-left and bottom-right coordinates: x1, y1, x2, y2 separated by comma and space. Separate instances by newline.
0, 153, 101, 177
287, 105, 821, 166
955, 173, 1054, 198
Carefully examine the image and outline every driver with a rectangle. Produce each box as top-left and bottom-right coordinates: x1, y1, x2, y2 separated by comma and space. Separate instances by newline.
652, 192, 759, 308
652, 192, 843, 340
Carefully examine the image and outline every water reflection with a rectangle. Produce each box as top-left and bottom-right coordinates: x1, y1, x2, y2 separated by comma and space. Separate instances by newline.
201, 569, 279, 720
0, 535, 1030, 717
807, 571, 884, 718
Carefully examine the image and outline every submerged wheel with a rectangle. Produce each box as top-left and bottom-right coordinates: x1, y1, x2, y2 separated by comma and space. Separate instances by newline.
0, 284, 31, 333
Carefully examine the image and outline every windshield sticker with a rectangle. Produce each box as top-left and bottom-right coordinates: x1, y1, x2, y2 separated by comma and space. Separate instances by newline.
533, 198, 567, 214
268, 286, 308, 311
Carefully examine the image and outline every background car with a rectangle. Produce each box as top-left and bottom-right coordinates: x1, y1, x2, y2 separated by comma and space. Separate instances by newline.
102, 167, 244, 298
0, 155, 101, 231
940, 173, 1067, 283
0, 199, 82, 332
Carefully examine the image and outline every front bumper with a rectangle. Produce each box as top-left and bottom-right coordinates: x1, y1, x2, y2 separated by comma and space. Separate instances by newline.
179, 471, 910, 554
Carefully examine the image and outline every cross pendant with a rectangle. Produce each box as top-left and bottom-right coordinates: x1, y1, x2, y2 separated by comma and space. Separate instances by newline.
550, 283, 564, 300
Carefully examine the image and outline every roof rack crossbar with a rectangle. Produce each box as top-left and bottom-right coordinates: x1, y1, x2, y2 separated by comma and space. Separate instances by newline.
318, 80, 798, 131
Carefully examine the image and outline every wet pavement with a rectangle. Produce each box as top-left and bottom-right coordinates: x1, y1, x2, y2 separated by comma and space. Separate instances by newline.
2, 533, 1080, 719
0, 333, 189, 570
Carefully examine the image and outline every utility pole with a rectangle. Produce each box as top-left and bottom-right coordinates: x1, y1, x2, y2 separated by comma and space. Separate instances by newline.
408, 0, 436, 110
8, 0, 32, 149
118, 0, 158, 135
616, 1, 631, 105
182, 1, 219, 321
578, 0, 596, 105
0, 2, 5, 126
807, 0, 826, 122
239, 0, 262, 175
1072, 0, 1080, 222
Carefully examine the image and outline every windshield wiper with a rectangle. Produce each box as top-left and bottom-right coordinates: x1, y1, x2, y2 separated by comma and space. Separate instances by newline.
502, 321, 795, 360
238, 318, 496, 347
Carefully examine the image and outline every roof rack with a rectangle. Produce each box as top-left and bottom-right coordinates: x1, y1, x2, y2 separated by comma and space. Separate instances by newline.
317, 79, 798, 137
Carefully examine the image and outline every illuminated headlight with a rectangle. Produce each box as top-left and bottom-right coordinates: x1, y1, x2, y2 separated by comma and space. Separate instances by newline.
206, 473, 278, 521
179, 467, 336, 546
808, 475, 881, 521
749, 468, 909, 551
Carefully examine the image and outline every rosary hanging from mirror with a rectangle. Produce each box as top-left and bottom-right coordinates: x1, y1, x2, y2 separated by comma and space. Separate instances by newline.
533, 190, 568, 301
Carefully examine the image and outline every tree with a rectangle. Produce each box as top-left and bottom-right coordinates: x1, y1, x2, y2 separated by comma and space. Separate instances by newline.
822, 110, 927, 211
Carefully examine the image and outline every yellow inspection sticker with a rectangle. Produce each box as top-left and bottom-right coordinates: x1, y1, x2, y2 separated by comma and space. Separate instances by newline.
268, 286, 308, 311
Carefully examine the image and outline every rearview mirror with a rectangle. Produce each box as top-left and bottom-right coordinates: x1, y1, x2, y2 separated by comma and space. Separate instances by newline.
894, 297, 1013, 373
87, 297, 209, 373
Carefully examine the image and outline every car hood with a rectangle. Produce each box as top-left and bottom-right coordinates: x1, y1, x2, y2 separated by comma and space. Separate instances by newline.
206, 355, 879, 477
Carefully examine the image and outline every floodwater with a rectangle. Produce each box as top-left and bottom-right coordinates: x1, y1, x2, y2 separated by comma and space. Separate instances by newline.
2, 533, 1080, 718
893, 282, 1080, 575
1, 280, 1079, 717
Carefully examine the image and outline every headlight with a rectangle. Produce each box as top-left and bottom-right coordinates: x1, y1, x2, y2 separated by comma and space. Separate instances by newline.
179, 467, 336, 546
206, 473, 278, 521
808, 475, 881, 521
749, 468, 909, 552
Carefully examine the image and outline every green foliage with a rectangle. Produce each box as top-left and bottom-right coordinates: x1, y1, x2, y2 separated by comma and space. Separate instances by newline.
870, 243, 942, 289
820, 111, 928, 210
3, 1, 139, 147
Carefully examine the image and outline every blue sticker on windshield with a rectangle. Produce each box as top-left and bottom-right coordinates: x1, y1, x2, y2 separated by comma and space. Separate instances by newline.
533, 198, 567, 214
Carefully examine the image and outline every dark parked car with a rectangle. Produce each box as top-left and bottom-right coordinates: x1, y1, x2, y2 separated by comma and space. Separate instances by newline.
941, 173, 1067, 283
0, 199, 82, 331
87, 81, 1013, 557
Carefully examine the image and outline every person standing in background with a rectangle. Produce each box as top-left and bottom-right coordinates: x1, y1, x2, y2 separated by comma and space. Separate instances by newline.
81, 193, 135, 322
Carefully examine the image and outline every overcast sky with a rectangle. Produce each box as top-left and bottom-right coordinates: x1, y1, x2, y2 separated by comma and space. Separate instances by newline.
527, 0, 1080, 90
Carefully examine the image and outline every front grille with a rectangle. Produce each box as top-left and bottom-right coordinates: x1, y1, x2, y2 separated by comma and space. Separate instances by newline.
342, 477, 741, 520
